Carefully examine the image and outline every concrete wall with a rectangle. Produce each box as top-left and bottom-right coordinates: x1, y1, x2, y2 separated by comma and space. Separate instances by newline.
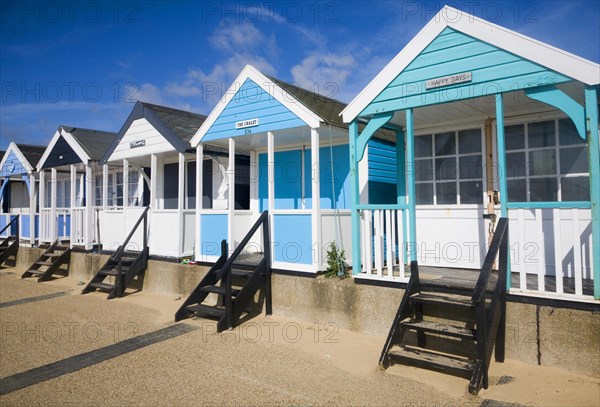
12, 248, 599, 377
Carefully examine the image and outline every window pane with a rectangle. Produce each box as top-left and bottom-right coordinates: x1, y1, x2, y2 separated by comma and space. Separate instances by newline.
128, 170, 139, 206
507, 179, 527, 202
460, 181, 482, 204
505, 125, 525, 151
434, 132, 455, 156
506, 152, 526, 179
436, 182, 457, 204
559, 118, 585, 146
435, 157, 457, 180
529, 150, 556, 176
459, 155, 482, 180
528, 121, 555, 148
416, 183, 433, 205
163, 163, 179, 209
458, 129, 481, 154
560, 147, 588, 175
116, 172, 123, 207
415, 135, 432, 158
187, 161, 196, 209
529, 177, 558, 201
561, 176, 590, 201
415, 159, 433, 181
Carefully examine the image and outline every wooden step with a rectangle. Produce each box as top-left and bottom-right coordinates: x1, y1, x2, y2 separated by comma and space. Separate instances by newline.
410, 292, 475, 309
99, 267, 130, 276
231, 269, 253, 278
400, 318, 476, 341
35, 261, 54, 266
24, 269, 44, 276
388, 346, 474, 378
88, 282, 115, 291
198, 285, 241, 296
46, 252, 64, 258
185, 303, 227, 318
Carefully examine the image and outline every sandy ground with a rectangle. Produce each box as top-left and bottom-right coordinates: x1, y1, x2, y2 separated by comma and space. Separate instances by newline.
1, 265, 599, 407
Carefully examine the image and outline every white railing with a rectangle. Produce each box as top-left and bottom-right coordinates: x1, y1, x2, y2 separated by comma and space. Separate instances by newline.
359, 207, 410, 281
56, 209, 70, 240
71, 207, 85, 246
40, 208, 54, 242
508, 205, 594, 301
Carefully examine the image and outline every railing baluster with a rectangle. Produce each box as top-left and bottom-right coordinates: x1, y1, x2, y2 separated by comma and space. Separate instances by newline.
517, 209, 527, 290
374, 210, 383, 277
535, 209, 545, 292
398, 209, 406, 279
386, 210, 394, 277
572, 208, 583, 296
553, 208, 564, 294
365, 210, 372, 275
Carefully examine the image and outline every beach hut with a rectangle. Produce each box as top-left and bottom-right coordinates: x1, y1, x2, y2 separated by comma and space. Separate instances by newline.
99, 101, 247, 259
189, 65, 398, 273
342, 5, 599, 303
0, 143, 45, 248
35, 126, 117, 249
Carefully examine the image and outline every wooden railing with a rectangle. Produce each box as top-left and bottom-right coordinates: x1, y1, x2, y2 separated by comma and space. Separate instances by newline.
469, 217, 508, 394
218, 211, 271, 331
359, 206, 409, 280
0, 215, 19, 240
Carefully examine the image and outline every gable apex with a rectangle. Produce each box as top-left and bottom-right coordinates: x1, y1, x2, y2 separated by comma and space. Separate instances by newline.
342, 5, 600, 122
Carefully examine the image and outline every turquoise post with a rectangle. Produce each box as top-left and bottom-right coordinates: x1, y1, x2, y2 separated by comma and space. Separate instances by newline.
495, 93, 511, 291
349, 120, 362, 275
584, 86, 600, 300
396, 130, 408, 264
405, 109, 417, 261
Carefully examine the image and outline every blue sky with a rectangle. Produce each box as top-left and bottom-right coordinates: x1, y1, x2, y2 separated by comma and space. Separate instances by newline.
1, 0, 599, 149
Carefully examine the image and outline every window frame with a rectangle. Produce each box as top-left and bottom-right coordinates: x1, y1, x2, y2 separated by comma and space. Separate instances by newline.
503, 117, 590, 203
414, 126, 486, 206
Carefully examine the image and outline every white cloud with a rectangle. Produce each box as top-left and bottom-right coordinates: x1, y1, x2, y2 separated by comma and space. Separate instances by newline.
133, 83, 166, 105
208, 21, 278, 57
291, 53, 356, 101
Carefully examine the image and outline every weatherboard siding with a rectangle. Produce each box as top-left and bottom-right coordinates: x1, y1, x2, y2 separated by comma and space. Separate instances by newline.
367, 138, 397, 204
202, 79, 306, 142
109, 118, 174, 161
0, 151, 27, 176
362, 27, 573, 116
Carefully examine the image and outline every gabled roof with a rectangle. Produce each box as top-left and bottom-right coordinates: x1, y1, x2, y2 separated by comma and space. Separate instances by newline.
17, 144, 46, 167
267, 76, 347, 129
102, 101, 207, 162
0, 142, 46, 174
37, 125, 117, 170
191, 65, 331, 146
342, 5, 600, 123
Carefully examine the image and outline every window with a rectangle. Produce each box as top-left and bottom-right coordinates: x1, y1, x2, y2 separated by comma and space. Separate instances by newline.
163, 162, 179, 209
505, 119, 589, 202
95, 175, 103, 206
415, 129, 484, 205
186, 161, 196, 209
128, 170, 139, 206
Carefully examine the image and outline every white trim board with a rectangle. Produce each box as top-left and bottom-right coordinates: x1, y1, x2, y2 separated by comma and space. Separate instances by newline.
190, 65, 324, 146
341, 5, 600, 123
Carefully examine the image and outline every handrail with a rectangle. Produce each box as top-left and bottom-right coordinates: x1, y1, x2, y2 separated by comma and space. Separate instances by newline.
0, 215, 19, 237
217, 211, 269, 280
113, 206, 150, 262
472, 217, 509, 303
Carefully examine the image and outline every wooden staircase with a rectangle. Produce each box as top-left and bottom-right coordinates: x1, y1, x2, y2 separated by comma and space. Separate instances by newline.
175, 211, 271, 332
380, 217, 509, 395
82, 207, 149, 299
22, 240, 71, 281
0, 215, 19, 267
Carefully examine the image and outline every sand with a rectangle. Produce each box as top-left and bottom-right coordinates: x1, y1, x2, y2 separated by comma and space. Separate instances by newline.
1, 266, 598, 406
